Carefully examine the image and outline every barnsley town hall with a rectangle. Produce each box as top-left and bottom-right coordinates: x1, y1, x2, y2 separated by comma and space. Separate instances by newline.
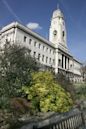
0, 8, 82, 82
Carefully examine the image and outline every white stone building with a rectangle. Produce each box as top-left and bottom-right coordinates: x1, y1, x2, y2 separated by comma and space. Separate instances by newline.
0, 8, 82, 82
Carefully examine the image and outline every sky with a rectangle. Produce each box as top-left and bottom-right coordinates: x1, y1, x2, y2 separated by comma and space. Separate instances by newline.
0, 0, 86, 62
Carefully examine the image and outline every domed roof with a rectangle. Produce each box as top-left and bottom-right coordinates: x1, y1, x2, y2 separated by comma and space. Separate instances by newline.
52, 9, 64, 18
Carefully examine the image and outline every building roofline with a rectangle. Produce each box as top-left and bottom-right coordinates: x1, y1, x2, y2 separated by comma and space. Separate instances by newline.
0, 22, 55, 48
73, 58, 82, 65
58, 47, 73, 58
0, 22, 83, 65
58, 47, 82, 64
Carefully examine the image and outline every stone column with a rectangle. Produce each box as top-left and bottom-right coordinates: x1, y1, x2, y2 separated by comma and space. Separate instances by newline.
66, 57, 69, 70
68, 58, 69, 70
66, 57, 67, 70
55, 48, 58, 74
62, 54, 64, 68
63, 55, 65, 69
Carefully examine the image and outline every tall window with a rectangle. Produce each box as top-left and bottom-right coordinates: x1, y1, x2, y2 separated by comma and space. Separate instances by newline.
53, 59, 55, 65
24, 36, 27, 42
49, 58, 51, 64
53, 51, 55, 54
70, 64, 72, 68
58, 59, 61, 67
50, 49, 51, 54
43, 46, 45, 51
63, 31, 65, 37
33, 52, 36, 58
46, 57, 48, 63
38, 53, 40, 61
39, 43, 41, 49
29, 39, 32, 44
46, 47, 48, 52
29, 49, 31, 54
34, 41, 36, 47
42, 55, 44, 62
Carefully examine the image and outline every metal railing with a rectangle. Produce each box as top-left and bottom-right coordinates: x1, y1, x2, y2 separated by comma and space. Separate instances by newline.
33, 109, 86, 129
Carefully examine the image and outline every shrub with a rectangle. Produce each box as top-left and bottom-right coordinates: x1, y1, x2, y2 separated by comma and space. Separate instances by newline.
55, 73, 75, 100
22, 72, 73, 113
0, 42, 39, 98
0, 97, 10, 109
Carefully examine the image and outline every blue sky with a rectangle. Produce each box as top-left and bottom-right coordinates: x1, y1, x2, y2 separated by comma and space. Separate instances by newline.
0, 0, 86, 62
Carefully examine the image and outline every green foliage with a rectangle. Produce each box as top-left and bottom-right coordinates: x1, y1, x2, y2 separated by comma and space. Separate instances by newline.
80, 64, 86, 82
55, 73, 75, 100
0, 109, 20, 129
0, 41, 39, 97
75, 83, 86, 100
22, 72, 73, 113
0, 97, 10, 109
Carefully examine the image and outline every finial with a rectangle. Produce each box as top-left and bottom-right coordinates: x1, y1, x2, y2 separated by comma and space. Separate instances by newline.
57, 3, 59, 9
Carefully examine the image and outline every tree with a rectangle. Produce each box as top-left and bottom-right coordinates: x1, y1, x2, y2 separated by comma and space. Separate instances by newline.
55, 73, 75, 100
80, 64, 86, 82
0, 41, 39, 97
22, 71, 73, 113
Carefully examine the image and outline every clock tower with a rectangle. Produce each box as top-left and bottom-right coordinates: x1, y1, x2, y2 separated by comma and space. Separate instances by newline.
49, 8, 67, 48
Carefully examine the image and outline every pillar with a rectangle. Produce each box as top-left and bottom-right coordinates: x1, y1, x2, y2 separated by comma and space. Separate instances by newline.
55, 48, 58, 74
68, 58, 69, 70
66, 57, 69, 70
63, 55, 65, 69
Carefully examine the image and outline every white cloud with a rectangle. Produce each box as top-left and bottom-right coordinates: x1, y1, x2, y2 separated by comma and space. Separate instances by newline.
26, 22, 42, 30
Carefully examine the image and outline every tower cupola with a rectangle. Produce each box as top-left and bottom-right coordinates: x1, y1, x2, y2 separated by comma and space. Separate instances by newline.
49, 8, 67, 48
52, 9, 64, 19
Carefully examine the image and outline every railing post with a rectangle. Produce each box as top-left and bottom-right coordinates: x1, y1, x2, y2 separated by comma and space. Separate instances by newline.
81, 111, 85, 127
32, 109, 86, 129
33, 124, 38, 129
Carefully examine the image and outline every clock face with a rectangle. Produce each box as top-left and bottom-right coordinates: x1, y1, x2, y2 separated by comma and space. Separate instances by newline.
53, 30, 57, 36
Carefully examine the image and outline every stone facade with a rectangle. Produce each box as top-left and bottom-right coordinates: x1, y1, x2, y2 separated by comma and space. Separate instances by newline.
49, 8, 82, 82
0, 8, 82, 82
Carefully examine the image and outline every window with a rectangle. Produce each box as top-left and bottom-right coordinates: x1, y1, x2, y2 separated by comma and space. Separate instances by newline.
49, 58, 51, 64
34, 41, 36, 47
29, 39, 32, 44
42, 55, 44, 62
43, 46, 45, 50
33, 52, 36, 58
58, 59, 61, 67
53, 30, 57, 36
70, 64, 72, 68
53, 59, 55, 65
24, 36, 27, 42
46, 57, 48, 63
63, 31, 65, 37
50, 49, 51, 54
6, 38, 8, 42
39, 43, 41, 49
29, 49, 31, 54
46, 47, 48, 52
53, 51, 55, 54
38, 53, 40, 61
